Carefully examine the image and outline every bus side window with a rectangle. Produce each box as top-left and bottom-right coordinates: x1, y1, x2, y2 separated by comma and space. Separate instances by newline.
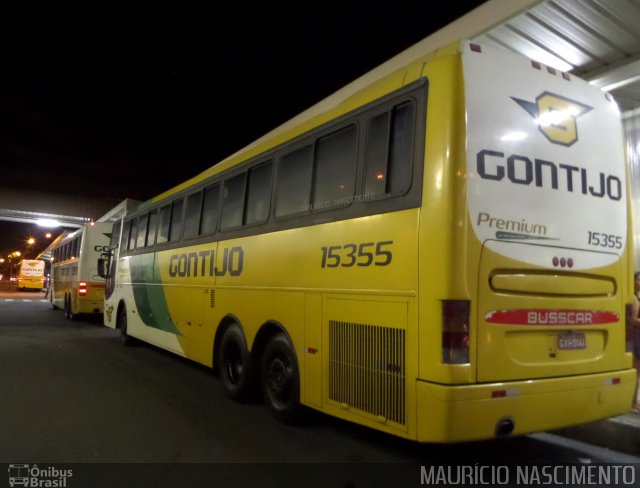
245, 161, 272, 225
136, 214, 149, 248
184, 191, 203, 239
221, 173, 247, 230
313, 124, 357, 208
201, 184, 220, 235
110, 221, 121, 249
364, 101, 415, 198
128, 218, 138, 250
157, 205, 171, 244
121, 220, 131, 250
276, 145, 313, 217
146, 210, 158, 247
71, 238, 79, 259
169, 199, 184, 242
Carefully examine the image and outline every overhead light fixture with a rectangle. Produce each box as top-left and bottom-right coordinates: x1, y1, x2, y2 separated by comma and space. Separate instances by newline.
35, 219, 62, 228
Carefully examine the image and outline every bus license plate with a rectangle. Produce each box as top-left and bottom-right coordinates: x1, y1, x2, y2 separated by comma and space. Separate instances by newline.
558, 332, 586, 350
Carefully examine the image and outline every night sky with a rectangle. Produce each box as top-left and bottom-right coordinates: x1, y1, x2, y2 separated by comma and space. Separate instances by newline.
0, 2, 487, 259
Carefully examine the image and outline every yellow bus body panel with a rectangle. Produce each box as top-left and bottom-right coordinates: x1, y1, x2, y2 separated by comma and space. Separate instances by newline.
106, 41, 634, 443
417, 369, 636, 443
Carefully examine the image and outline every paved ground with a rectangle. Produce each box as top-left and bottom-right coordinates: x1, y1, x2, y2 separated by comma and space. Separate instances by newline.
0, 293, 638, 486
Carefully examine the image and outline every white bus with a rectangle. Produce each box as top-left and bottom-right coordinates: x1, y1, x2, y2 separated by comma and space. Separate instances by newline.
50, 222, 111, 320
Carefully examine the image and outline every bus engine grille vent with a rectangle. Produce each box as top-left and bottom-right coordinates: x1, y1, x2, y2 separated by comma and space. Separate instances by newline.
329, 320, 406, 425
210, 290, 215, 308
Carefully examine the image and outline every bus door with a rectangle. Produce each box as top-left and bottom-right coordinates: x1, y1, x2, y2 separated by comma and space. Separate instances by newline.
104, 220, 121, 301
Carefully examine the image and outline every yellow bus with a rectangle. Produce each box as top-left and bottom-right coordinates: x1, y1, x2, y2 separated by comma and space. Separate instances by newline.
50, 222, 111, 320
17, 259, 45, 291
102, 40, 635, 442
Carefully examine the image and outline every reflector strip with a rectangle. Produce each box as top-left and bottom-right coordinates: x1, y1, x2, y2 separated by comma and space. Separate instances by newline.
492, 389, 520, 398
485, 309, 619, 325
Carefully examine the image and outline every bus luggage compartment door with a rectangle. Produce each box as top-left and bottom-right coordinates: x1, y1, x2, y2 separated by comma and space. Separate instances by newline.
475, 241, 625, 383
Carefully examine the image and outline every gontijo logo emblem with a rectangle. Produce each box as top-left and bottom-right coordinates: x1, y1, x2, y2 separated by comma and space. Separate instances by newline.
511, 92, 592, 147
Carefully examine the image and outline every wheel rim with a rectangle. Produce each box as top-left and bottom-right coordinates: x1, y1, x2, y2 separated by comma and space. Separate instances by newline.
266, 354, 292, 406
224, 342, 243, 385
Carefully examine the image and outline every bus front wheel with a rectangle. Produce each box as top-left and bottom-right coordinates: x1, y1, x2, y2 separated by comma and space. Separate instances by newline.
261, 333, 302, 423
219, 324, 254, 402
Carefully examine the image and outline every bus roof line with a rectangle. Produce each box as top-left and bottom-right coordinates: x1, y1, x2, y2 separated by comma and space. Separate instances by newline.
150, 0, 541, 203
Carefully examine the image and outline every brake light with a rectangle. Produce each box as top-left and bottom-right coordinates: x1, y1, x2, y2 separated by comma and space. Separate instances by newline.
79, 282, 88, 295
442, 300, 470, 364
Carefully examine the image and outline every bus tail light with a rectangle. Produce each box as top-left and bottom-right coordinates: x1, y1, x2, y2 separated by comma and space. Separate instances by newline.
79, 282, 88, 295
442, 300, 470, 364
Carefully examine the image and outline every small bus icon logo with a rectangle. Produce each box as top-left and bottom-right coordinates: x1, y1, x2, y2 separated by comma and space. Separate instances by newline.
8, 464, 29, 487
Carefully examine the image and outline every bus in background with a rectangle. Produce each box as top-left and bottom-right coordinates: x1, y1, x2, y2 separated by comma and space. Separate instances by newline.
102, 39, 634, 443
17, 259, 45, 291
50, 222, 111, 320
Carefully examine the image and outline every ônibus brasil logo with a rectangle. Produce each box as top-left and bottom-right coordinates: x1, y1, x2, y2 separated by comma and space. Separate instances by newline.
511, 91, 592, 147
8, 464, 72, 487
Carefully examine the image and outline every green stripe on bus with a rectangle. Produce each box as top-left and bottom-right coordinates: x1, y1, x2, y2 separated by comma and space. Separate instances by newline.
130, 254, 181, 335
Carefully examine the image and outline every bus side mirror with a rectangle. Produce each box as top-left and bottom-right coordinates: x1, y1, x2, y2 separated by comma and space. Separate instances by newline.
97, 258, 108, 278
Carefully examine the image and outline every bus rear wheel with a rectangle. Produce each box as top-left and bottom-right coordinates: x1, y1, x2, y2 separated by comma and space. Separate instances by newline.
117, 304, 135, 346
261, 333, 302, 423
219, 324, 254, 402
64, 295, 76, 321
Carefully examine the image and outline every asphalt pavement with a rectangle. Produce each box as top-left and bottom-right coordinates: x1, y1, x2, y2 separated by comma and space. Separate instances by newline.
0, 290, 638, 487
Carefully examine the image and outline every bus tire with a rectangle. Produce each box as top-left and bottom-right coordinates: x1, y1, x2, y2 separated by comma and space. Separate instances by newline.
117, 304, 135, 346
64, 295, 76, 321
219, 324, 254, 402
261, 332, 302, 423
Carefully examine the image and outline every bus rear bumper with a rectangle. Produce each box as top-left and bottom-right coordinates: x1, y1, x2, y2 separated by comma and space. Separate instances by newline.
416, 369, 636, 443
77, 299, 104, 315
